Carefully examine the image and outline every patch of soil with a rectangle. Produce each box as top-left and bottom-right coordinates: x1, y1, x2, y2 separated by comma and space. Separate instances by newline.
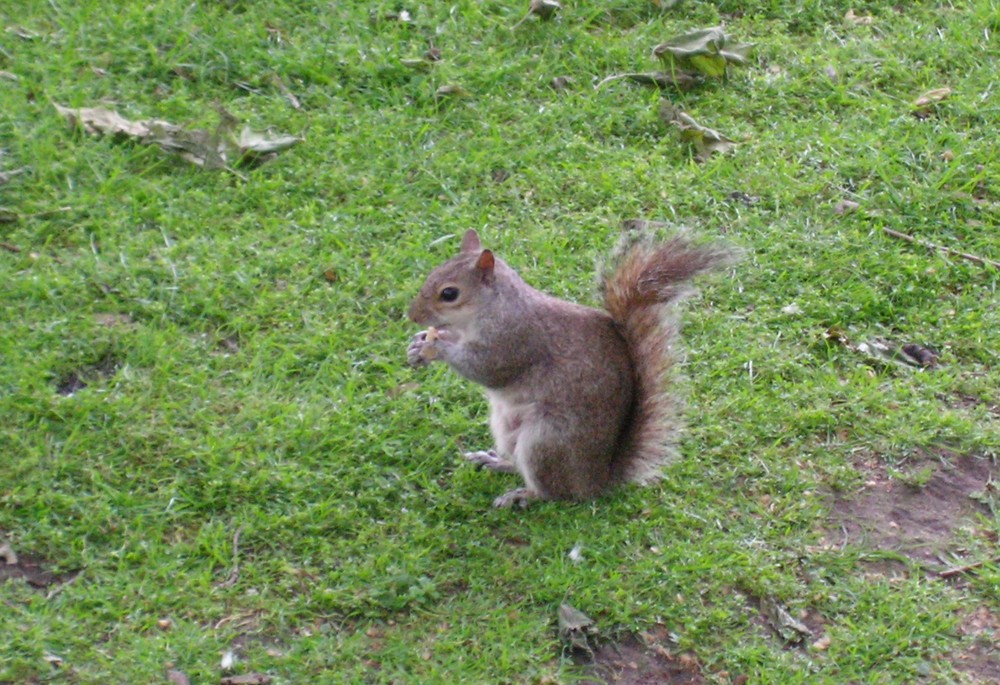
954, 643, 1000, 684
947, 392, 1000, 419
0, 551, 77, 589
55, 350, 120, 396
748, 596, 827, 649
954, 607, 1000, 683
827, 451, 996, 566
575, 633, 704, 685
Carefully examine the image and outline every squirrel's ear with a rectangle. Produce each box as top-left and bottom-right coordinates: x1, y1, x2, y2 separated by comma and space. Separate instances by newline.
475, 249, 495, 282
461, 229, 482, 253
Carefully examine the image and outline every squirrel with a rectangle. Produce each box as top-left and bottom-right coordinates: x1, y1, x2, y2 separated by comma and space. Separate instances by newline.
407, 229, 731, 508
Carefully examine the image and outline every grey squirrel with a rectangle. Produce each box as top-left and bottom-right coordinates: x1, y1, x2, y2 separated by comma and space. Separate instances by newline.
407, 229, 731, 508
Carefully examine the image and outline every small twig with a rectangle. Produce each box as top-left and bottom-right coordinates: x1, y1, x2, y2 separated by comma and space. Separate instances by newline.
270, 73, 302, 110
0, 241, 21, 253
217, 526, 243, 588
45, 569, 83, 600
881, 227, 1000, 270
938, 555, 1000, 579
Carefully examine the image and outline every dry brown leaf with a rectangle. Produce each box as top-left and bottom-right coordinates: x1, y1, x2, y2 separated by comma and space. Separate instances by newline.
761, 596, 812, 643
913, 87, 952, 107
833, 199, 860, 215
514, 0, 562, 28
845, 9, 875, 25
54, 104, 174, 138
0, 542, 17, 565
811, 634, 832, 651
659, 102, 737, 161
269, 74, 301, 109
434, 84, 470, 100
595, 71, 698, 92
55, 104, 301, 171
550, 76, 573, 91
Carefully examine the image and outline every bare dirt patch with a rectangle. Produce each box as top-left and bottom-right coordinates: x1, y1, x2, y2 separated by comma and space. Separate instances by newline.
54, 350, 120, 396
575, 634, 704, 685
953, 606, 1000, 684
825, 450, 999, 680
0, 551, 77, 590
947, 392, 1000, 419
827, 450, 995, 566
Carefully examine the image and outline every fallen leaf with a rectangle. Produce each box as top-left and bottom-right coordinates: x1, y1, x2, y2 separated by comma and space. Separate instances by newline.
677, 652, 700, 671
269, 74, 301, 109
55, 104, 301, 171
550, 75, 573, 91
845, 9, 875, 25
0, 542, 17, 565
54, 104, 170, 138
434, 84, 469, 100
237, 126, 303, 157
388, 382, 420, 398
373, 9, 412, 24
853, 338, 937, 370
761, 596, 812, 643
833, 199, 860, 214
558, 603, 597, 654
913, 87, 951, 108
94, 313, 134, 327
513, 0, 562, 28
659, 102, 737, 161
653, 27, 752, 79
595, 70, 698, 91
400, 58, 435, 71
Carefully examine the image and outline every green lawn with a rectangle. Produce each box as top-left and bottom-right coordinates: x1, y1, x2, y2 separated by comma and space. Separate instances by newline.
2, 1, 998, 683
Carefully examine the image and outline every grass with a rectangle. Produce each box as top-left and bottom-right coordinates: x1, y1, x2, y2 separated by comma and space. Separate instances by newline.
2, 0, 998, 682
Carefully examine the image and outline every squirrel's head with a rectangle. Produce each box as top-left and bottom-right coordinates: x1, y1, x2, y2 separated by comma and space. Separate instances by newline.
408, 229, 497, 329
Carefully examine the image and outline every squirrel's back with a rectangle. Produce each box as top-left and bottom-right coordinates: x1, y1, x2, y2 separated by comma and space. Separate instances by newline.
602, 233, 733, 484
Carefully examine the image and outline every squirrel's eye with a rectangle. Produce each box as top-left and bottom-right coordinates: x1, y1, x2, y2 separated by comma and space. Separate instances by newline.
439, 286, 460, 302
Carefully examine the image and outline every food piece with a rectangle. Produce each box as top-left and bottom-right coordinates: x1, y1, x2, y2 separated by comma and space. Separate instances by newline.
421, 327, 440, 360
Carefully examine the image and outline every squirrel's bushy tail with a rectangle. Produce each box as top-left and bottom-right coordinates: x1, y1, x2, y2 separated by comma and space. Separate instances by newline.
601, 231, 732, 484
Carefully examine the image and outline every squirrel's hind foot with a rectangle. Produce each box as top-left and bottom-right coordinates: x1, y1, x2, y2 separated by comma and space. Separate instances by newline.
492, 488, 539, 509
464, 449, 517, 473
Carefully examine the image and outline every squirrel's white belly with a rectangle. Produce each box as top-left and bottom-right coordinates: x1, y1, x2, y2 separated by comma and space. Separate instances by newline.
485, 390, 541, 465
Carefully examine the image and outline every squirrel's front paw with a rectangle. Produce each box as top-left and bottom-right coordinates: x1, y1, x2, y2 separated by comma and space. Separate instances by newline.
407, 328, 443, 367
